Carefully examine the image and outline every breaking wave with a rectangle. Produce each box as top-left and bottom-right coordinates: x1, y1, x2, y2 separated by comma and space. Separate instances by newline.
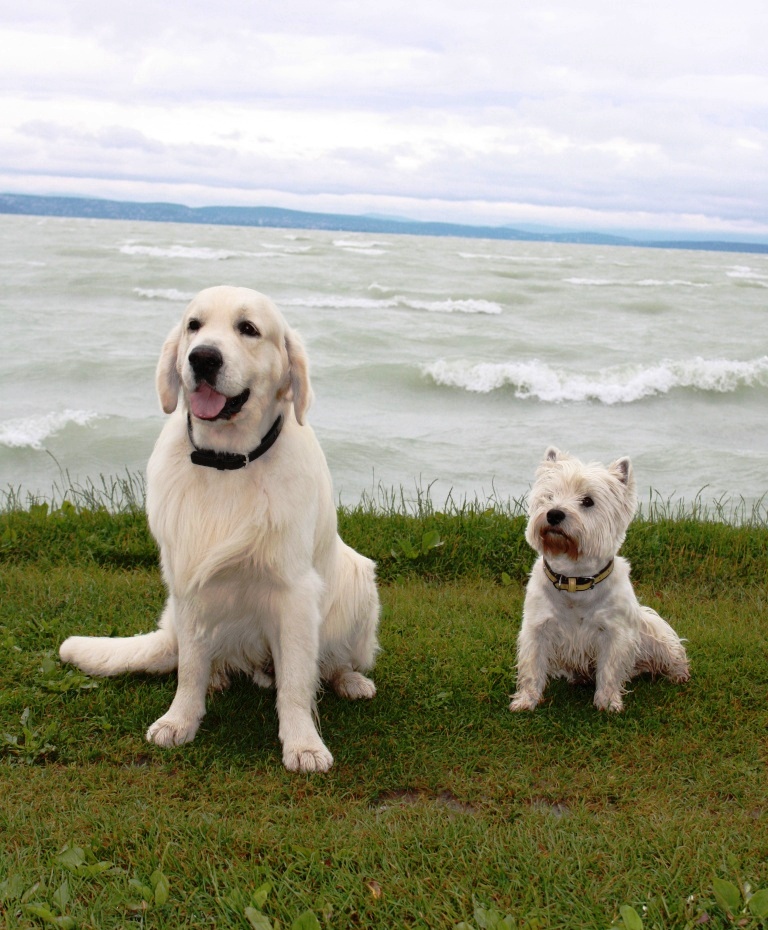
423, 356, 768, 404
0, 410, 101, 449
134, 288, 194, 302
563, 277, 710, 288
117, 243, 268, 260
281, 294, 502, 314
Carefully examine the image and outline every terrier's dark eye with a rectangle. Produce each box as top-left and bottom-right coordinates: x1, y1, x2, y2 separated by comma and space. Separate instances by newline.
238, 321, 260, 337
187, 318, 202, 332
581, 496, 595, 508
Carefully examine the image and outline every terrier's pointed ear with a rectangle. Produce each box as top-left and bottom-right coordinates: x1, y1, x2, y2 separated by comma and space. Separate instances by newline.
285, 327, 314, 425
611, 456, 633, 486
156, 324, 182, 414
544, 446, 562, 463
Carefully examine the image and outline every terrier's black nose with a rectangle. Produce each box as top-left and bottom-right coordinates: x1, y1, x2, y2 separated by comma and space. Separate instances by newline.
546, 509, 566, 526
189, 345, 223, 383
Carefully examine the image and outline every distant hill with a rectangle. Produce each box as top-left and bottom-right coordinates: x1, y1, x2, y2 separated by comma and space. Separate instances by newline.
1, 192, 766, 254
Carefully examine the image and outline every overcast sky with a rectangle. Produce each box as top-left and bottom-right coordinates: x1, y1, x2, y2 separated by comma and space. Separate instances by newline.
1, 0, 766, 237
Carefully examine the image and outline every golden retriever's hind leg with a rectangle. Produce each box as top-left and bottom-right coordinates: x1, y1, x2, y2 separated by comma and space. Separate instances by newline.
252, 667, 275, 689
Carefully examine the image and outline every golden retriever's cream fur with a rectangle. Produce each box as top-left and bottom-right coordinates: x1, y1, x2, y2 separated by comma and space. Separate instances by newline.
60, 285, 380, 772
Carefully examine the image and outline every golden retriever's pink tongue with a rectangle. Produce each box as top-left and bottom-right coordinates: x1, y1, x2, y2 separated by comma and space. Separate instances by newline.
190, 382, 227, 419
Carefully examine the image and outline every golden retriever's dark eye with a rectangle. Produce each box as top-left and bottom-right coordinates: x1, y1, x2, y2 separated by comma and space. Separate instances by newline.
581, 496, 595, 508
187, 318, 202, 332
238, 321, 260, 338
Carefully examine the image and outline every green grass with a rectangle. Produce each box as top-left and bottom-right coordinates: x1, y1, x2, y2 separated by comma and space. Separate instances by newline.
1, 490, 768, 929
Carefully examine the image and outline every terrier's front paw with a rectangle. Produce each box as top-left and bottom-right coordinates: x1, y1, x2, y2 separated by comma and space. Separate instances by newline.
146, 714, 200, 747
667, 662, 690, 684
509, 691, 540, 712
594, 689, 624, 712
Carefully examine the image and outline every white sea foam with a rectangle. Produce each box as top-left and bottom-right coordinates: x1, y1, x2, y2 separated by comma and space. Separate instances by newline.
0, 410, 101, 449
280, 294, 503, 314
332, 239, 386, 249
727, 266, 768, 286
280, 295, 400, 310
134, 288, 194, 302
406, 298, 503, 314
564, 277, 709, 288
339, 247, 388, 256
117, 243, 265, 260
458, 252, 565, 263
423, 356, 768, 404
332, 238, 388, 255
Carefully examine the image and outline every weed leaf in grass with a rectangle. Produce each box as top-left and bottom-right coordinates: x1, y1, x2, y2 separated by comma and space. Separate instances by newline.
0, 874, 25, 901
421, 529, 443, 553
393, 537, 419, 560
38, 655, 98, 693
129, 877, 154, 901
150, 869, 169, 906
21, 904, 75, 929
749, 888, 768, 918
251, 882, 272, 909
472, 903, 515, 929
56, 844, 114, 878
291, 912, 321, 930
21, 882, 43, 904
713, 877, 742, 916
2, 708, 57, 764
392, 530, 443, 560
51, 881, 70, 913
244, 908, 273, 930
618, 904, 644, 929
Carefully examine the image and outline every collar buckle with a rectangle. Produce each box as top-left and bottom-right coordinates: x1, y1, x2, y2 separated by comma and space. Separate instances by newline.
543, 558, 615, 593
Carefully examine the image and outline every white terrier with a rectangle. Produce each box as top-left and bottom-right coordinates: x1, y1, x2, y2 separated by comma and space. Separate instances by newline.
510, 447, 689, 713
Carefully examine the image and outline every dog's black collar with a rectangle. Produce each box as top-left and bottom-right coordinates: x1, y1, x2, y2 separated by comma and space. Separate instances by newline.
543, 559, 615, 593
187, 414, 283, 470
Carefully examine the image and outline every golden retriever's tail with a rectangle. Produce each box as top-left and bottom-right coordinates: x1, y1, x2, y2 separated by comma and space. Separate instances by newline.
59, 628, 178, 678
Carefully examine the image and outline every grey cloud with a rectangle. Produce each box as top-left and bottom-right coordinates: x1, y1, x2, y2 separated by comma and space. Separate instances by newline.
2, 0, 767, 234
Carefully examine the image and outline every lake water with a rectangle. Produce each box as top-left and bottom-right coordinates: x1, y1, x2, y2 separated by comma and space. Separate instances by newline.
1, 213, 766, 513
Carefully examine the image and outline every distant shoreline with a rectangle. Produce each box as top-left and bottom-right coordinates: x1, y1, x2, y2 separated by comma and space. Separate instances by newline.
2, 191, 767, 255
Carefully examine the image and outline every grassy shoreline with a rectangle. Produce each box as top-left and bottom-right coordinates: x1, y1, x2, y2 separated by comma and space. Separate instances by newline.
1, 488, 766, 590
1, 492, 767, 928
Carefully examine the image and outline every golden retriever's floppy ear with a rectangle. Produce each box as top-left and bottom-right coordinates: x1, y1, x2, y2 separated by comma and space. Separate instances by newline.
284, 327, 314, 425
156, 324, 182, 414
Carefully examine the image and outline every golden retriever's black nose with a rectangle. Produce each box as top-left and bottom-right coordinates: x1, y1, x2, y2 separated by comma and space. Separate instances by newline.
189, 345, 223, 383
547, 509, 566, 526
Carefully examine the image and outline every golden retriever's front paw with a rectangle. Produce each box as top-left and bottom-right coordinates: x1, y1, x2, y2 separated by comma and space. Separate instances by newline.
146, 715, 200, 747
331, 670, 376, 700
283, 743, 334, 773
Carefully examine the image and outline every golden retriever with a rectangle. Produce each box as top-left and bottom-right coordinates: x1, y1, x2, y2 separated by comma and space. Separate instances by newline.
60, 285, 380, 772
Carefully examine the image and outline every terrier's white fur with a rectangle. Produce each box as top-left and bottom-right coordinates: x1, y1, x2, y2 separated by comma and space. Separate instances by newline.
510, 447, 689, 713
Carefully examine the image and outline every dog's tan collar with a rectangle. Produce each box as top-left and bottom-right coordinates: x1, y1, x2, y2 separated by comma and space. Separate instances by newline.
543, 558, 614, 593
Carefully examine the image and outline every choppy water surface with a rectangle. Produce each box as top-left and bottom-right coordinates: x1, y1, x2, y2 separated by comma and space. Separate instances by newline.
1, 214, 766, 510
